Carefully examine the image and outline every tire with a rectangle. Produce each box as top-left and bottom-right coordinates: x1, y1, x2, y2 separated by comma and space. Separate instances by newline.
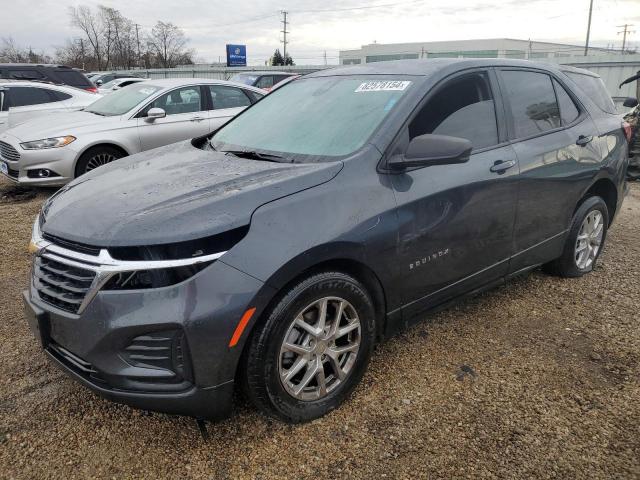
74, 146, 124, 178
543, 196, 609, 277
242, 271, 376, 423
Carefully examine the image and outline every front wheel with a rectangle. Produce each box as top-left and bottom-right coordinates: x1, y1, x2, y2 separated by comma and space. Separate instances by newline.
75, 146, 124, 178
544, 196, 609, 277
242, 272, 376, 423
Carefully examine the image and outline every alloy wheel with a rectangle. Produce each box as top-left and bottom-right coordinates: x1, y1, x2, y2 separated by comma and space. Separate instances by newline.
85, 152, 117, 172
278, 296, 361, 401
574, 210, 604, 270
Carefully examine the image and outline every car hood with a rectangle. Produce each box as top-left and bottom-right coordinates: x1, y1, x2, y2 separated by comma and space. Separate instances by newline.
42, 141, 343, 247
6, 110, 118, 141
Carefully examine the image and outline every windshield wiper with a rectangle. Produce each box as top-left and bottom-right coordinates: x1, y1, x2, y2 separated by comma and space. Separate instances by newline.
222, 150, 290, 163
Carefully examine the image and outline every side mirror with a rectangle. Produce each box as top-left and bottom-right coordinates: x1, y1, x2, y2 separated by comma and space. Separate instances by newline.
388, 134, 473, 171
144, 107, 166, 123
623, 97, 639, 108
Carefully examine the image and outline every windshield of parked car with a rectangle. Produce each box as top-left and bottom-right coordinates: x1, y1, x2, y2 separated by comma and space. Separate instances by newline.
211, 76, 413, 161
229, 74, 258, 86
84, 84, 162, 116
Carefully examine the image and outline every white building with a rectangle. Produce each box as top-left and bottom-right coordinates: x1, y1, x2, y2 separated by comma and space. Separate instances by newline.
339, 38, 618, 65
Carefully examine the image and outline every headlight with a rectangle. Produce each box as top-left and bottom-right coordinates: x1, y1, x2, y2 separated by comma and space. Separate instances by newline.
20, 136, 76, 150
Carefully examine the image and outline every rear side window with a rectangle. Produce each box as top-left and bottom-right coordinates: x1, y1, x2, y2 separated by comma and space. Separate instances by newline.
54, 70, 92, 87
501, 70, 561, 139
8, 87, 57, 107
7, 69, 45, 80
564, 72, 615, 114
552, 79, 580, 125
409, 71, 499, 150
256, 76, 275, 89
208, 85, 252, 110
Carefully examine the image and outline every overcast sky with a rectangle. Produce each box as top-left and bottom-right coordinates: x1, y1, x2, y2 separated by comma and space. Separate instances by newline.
1, 0, 639, 64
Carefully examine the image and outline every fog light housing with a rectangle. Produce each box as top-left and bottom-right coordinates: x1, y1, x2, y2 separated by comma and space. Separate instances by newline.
27, 169, 59, 179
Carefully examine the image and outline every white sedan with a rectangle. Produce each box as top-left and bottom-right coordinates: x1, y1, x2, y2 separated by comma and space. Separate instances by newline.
0, 81, 100, 133
0, 78, 264, 186
97, 77, 145, 94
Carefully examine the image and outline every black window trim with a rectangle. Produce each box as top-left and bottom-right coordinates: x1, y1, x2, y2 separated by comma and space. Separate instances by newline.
495, 66, 589, 145
379, 66, 510, 173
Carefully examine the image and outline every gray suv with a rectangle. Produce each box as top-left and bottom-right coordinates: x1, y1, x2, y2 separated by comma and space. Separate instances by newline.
24, 59, 628, 423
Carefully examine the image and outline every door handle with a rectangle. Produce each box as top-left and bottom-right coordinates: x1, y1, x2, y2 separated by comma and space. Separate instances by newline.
490, 159, 517, 173
190, 116, 206, 122
576, 135, 593, 146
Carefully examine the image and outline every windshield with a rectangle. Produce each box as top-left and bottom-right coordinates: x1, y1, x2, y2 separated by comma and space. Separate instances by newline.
84, 84, 162, 116
99, 79, 120, 89
229, 74, 258, 86
211, 76, 413, 161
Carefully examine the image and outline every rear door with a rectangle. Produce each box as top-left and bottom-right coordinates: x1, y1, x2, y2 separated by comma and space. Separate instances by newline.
496, 69, 602, 273
137, 85, 210, 150
389, 69, 519, 318
206, 84, 254, 131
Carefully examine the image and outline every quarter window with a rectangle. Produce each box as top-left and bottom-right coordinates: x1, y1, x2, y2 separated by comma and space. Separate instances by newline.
501, 70, 561, 138
553, 79, 580, 125
564, 72, 615, 114
408, 71, 499, 150
208, 85, 252, 110
148, 87, 202, 115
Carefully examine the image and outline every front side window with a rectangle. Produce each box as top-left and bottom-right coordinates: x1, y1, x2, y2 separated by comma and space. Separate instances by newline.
409, 71, 499, 150
8, 87, 56, 107
501, 70, 560, 139
146, 86, 202, 115
212, 76, 413, 160
208, 85, 252, 110
84, 84, 162, 116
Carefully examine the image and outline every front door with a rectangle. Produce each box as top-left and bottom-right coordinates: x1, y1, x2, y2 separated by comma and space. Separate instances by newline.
390, 70, 519, 319
137, 86, 210, 151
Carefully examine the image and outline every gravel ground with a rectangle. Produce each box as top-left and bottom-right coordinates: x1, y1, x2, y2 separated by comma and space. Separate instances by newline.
1, 177, 639, 480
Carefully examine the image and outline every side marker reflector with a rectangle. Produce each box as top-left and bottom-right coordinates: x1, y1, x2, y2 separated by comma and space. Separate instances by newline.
229, 307, 256, 347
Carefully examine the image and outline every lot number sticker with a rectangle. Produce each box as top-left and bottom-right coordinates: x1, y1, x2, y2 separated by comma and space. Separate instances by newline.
355, 80, 412, 92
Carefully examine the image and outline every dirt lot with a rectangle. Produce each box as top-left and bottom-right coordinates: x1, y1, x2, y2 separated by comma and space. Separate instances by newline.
0, 178, 639, 479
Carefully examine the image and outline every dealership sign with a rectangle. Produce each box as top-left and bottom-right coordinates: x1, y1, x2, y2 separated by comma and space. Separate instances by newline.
226, 44, 247, 67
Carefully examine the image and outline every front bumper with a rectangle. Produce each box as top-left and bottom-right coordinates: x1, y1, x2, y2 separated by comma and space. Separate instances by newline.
0, 132, 79, 186
24, 256, 275, 419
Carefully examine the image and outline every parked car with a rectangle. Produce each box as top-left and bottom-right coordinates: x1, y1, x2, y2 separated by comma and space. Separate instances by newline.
91, 72, 143, 87
23, 59, 628, 423
0, 81, 100, 133
229, 71, 298, 91
97, 77, 145, 94
269, 74, 301, 92
0, 78, 263, 184
0, 64, 96, 92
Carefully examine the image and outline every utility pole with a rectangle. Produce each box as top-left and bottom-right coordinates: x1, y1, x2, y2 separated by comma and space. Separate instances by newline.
134, 23, 141, 68
280, 10, 289, 64
77, 38, 85, 70
584, 0, 594, 56
617, 24, 635, 54
323, 50, 327, 65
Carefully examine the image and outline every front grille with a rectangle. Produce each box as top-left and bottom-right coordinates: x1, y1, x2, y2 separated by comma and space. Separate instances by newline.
0, 140, 20, 162
33, 256, 96, 314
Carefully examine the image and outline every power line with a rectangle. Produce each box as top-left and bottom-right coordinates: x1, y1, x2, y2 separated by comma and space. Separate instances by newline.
617, 24, 636, 53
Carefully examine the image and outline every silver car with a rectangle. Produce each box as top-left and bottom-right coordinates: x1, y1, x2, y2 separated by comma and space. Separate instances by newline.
0, 78, 264, 186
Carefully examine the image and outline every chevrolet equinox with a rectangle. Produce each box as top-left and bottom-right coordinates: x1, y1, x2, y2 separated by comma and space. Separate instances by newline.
24, 59, 629, 423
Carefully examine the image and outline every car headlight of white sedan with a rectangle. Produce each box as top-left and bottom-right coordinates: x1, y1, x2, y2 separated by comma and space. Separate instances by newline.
20, 136, 76, 150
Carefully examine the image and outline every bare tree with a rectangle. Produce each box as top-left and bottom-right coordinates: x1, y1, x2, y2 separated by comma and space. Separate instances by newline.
69, 6, 105, 70
147, 21, 189, 68
0, 37, 51, 63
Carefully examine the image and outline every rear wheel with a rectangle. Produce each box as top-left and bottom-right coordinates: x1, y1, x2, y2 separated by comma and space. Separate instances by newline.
75, 146, 124, 177
544, 196, 609, 277
242, 272, 376, 423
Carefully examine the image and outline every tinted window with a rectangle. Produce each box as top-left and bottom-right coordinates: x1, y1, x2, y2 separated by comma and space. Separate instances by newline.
501, 71, 560, 138
208, 85, 251, 110
148, 86, 202, 115
256, 76, 274, 89
7, 69, 45, 80
8, 87, 56, 107
409, 72, 499, 150
553, 79, 580, 125
564, 72, 616, 114
54, 70, 92, 87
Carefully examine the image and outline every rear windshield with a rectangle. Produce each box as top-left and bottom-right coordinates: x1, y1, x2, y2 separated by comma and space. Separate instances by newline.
54, 70, 93, 87
564, 72, 615, 114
